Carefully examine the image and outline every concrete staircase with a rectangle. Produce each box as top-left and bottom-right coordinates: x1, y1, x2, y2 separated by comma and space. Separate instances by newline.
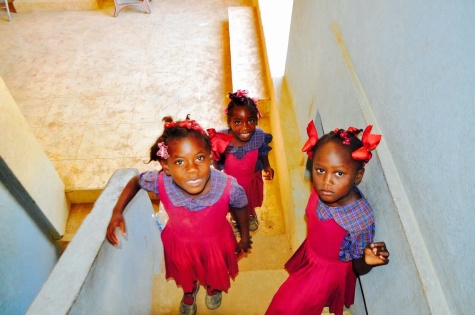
57, 118, 348, 314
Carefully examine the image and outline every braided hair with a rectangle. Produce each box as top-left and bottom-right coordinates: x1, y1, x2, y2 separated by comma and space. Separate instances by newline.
147, 115, 211, 163
225, 90, 260, 121
313, 128, 365, 169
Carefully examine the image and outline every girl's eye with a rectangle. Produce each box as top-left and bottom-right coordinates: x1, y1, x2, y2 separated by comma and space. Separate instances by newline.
315, 168, 324, 174
336, 171, 344, 177
234, 120, 241, 125
174, 160, 184, 165
249, 118, 256, 124
197, 156, 205, 161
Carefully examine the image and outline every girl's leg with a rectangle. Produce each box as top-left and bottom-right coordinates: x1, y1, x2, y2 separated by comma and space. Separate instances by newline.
179, 281, 200, 315
205, 285, 222, 310
248, 207, 259, 231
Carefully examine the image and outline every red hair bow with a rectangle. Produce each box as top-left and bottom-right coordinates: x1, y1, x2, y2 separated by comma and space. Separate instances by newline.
301, 120, 319, 159
164, 120, 205, 135
351, 125, 382, 162
207, 128, 233, 161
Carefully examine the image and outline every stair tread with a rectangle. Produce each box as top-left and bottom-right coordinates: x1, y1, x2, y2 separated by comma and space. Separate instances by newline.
151, 269, 288, 315
61, 203, 94, 241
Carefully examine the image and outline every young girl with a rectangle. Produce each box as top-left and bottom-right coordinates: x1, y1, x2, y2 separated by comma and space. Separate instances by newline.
211, 90, 274, 233
265, 121, 390, 315
106, 116, 252, 315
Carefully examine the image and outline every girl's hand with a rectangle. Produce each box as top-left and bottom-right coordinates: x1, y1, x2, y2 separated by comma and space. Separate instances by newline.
263, 166, 274, 180
235, 234, 253, 254
364, 242, 390, 266
106, 212, 126, 246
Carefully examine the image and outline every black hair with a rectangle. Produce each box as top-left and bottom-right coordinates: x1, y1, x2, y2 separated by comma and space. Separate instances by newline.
312, 128, 365, 170
225, 91, 260, 121
147, 115, 211, 163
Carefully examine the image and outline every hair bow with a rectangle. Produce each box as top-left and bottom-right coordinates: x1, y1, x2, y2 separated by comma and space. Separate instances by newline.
301, 120, 319, 159
351, 125, 382, 163
207, 128, 233, 161
164, 120, 205, 135
235, 89, 249, 98
157, 142, 170, 159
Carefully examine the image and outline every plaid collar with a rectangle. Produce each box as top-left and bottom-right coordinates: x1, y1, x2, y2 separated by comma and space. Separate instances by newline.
317, 187, 374, 232
162, 168, 227, 211
220, 128, 266, 159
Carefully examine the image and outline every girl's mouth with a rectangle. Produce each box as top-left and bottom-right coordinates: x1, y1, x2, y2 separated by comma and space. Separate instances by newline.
187, 178, 203, 186
320, 189, 333, 196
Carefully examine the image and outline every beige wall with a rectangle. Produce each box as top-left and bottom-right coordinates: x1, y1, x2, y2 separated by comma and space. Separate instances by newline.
0, 76, 69, 236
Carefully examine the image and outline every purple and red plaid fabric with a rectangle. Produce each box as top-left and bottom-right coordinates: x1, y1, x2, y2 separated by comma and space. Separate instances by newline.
317, 187, 375, 261
139, 168, 247, 211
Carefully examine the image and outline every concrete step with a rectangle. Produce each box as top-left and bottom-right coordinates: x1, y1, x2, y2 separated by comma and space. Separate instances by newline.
151, 269, 288, 315
151, 269, 349, 315
228, 6, 270, 101
55, 202, 94, 254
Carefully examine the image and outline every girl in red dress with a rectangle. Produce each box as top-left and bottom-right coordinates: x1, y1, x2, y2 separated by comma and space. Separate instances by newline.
265, 122, 390, 315
210, 90, 274, 234
106, 116, 252, 315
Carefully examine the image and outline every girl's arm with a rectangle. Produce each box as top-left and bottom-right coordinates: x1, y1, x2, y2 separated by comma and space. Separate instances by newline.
352, 242, 390, 275
106, 175, 142, 246
230, 206, 252, 253
259, 155, 274, 180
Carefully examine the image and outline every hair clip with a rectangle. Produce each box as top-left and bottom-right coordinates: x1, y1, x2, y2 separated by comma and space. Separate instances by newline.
157, 142, 170, 159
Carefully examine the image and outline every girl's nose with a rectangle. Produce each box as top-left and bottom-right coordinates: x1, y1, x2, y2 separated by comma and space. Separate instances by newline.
186, 162, 198, 172
323, 173, 332, 185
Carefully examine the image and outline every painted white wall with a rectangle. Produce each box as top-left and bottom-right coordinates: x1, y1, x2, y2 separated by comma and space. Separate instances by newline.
0, 76, 69, 314
0, 77, 70, 236
284, 0, 474, 314
28, 169, 161, 315
0, 182, 59, 315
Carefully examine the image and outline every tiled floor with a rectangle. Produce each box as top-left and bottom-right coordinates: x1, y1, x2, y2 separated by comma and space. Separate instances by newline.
0, 0, 253, 192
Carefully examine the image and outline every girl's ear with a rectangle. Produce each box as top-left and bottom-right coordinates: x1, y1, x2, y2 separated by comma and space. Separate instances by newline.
354, 168, 365, 185
159, 160, 171, 176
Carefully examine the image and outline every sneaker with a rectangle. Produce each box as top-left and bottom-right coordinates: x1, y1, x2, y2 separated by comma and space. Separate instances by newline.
205, 291, 222, 310
249, 215, 259, 231
230, 220, 240, 238
179, 282, 200, 315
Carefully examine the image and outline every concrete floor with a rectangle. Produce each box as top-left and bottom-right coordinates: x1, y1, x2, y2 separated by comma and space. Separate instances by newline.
0, 0, 253, 196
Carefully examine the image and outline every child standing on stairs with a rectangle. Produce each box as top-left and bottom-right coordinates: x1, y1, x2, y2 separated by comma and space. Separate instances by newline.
209, 90, 274, 235
266, 122, 390, 315
106, 116, 252, 315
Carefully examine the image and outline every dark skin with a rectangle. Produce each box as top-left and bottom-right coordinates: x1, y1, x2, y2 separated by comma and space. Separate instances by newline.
106, 138, 252, 253
227, 106, 274, 180
312, 141, 390, 275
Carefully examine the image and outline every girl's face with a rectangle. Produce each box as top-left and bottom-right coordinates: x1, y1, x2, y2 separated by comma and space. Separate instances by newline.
160, 137, 213, 196
312, 141, 364, 207
228, 106, 258, 145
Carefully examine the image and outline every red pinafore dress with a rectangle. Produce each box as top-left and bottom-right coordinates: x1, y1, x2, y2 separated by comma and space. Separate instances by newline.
224, 149, 263, 216
266, 189, 357, 315
158, 173, 239, 293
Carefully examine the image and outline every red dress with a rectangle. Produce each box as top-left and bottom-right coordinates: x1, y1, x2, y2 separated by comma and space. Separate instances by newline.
224, 149, 263, 216
266, 190, 357, 315
158, 173, 239, 293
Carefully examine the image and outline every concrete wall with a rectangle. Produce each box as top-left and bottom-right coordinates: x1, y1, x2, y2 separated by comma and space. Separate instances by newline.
282, 0, 474, 314
0, 76, 70, 237
28, 169, 162, 315
0, 76, 70, 313
0, 181, 60, 315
